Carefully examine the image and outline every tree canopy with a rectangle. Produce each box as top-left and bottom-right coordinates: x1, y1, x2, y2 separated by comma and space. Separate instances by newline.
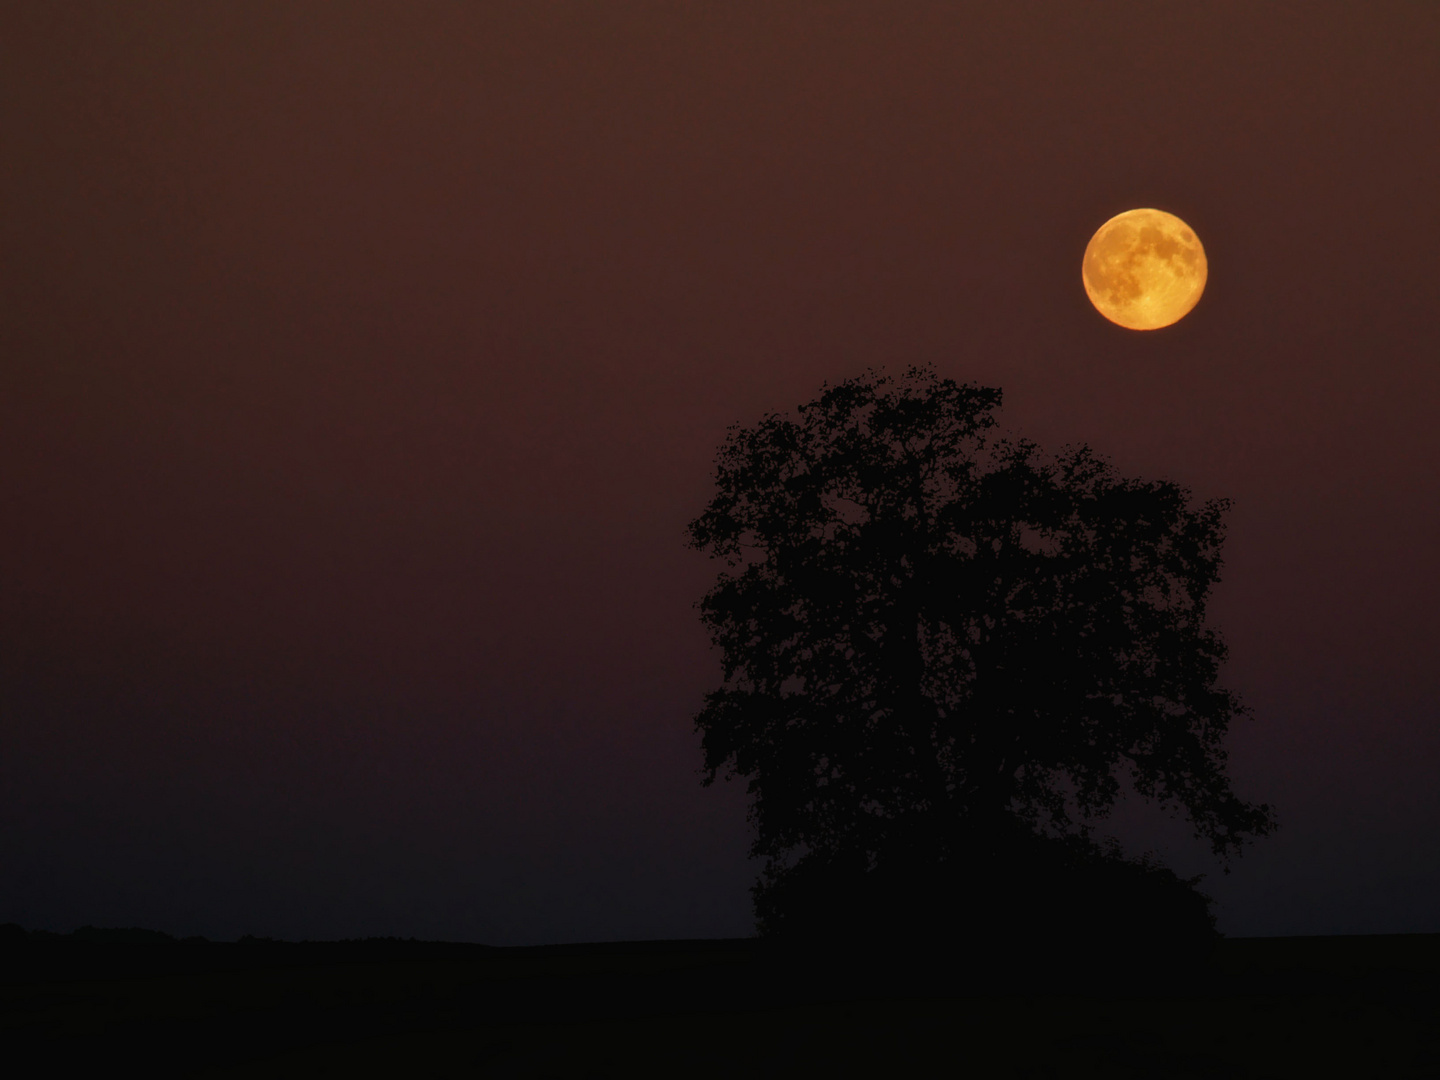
687, 367, 1274, 940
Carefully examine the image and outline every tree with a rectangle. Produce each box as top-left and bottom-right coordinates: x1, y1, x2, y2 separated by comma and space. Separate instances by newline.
687, 367, 1274, 947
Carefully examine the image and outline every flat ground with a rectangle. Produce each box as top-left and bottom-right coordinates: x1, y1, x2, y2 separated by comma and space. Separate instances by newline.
3, 933, 1438, 1076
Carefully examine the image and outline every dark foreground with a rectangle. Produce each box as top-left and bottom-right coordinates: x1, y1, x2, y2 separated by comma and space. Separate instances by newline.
3, 928, 1438, 1077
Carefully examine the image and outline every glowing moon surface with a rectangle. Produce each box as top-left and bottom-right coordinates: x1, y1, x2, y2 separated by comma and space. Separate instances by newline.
1082, 208, 1207, 330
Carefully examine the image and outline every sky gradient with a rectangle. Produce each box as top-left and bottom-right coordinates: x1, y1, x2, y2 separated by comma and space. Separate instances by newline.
3, 1, 1439, 944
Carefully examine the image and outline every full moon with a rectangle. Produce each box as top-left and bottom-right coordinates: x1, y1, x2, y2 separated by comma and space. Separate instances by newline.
1082, 208, 1207, 330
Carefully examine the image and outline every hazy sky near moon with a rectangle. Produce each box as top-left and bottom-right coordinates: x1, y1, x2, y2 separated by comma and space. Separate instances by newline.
2, 2, 1438, 944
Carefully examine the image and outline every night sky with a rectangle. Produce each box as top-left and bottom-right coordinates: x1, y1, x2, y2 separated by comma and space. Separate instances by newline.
3, 2, 1438, 945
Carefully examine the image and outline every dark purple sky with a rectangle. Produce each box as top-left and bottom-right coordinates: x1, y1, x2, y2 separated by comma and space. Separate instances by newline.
3, 2, 1438, 943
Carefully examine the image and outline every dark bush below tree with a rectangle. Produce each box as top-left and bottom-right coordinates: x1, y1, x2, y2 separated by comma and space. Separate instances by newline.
757, 832, 1217, 975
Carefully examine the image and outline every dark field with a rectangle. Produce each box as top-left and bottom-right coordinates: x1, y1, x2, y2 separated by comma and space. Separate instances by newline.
4, 929, 1439, 1076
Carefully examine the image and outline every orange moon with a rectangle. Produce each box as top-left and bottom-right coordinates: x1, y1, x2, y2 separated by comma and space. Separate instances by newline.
1082, 209, 1207, 330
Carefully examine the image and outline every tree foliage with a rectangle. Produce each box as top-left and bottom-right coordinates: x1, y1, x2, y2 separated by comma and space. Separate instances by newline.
687, 367, 1273, 938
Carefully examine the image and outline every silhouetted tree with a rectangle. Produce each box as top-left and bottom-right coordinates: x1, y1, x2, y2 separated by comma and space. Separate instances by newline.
687, 367, 1273, 951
